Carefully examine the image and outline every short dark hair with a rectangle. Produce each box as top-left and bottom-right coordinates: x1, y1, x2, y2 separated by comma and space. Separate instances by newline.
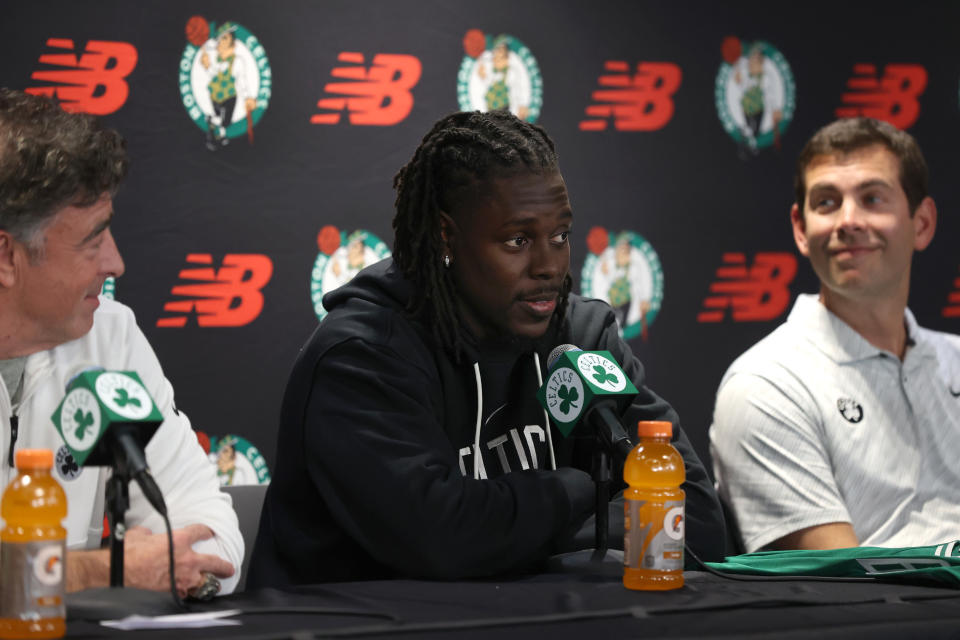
794, 117, 928, 213
391, 110, 568, 359
0, 88, 128, 252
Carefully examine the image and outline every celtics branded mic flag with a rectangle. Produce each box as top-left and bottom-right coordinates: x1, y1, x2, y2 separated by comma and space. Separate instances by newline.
51, 370, 163, 466
706, 541, 960, 588
536, 349, 638, 437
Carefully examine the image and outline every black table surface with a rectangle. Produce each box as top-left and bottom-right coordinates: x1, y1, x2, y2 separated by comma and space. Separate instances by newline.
63, 554, 960, 639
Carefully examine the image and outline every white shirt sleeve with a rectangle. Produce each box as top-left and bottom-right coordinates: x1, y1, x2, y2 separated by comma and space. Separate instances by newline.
114, 309, 244, 594
710, 372, 852, 552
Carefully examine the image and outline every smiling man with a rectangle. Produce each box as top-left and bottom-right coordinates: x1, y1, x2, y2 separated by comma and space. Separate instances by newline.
0, 88, 242, 597
710, 117, 958, 553
249, 111, 725, 586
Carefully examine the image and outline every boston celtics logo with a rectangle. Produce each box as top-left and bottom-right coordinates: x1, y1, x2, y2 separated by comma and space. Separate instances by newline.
581, 227, 664, 341
458, 29, 542, 122
100, 277, 115, 300
715, 37, 795, 154
311, 226, 391, 320
575, 352, 626, 393
180, 16, 272, 151
55, 445, 82, 482
209, 434, 271, 485
543, 366, 585, 425
95, 372, 153, 421
59, 388, 101, 454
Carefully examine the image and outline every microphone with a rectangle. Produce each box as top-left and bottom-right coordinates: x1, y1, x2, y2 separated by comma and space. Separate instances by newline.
51, 368, 167, 516
537, 344, 637, 461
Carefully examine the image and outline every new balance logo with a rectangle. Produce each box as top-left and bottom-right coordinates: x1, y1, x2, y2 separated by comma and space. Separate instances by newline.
310, 53, 421, 126
580, 62, 682, 131
25, 39, 138, 115
942, 266, 960, 319
157, 254, 272, 328
834, 64, 927, 130
698, 253, 796, 322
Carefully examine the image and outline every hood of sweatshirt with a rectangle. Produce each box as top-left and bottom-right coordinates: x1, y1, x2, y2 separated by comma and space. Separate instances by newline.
319, 258, 559, 478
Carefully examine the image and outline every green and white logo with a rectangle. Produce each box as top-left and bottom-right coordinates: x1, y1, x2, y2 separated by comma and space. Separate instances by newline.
95, 372, 153, 421
209, 434, 271, 485
715, 37, 795, 153
179, 17, 272, 150
311, 226, 391, 321
458, 30, 542, 122
59, 388, 101, 453
575, 352, 626, 393
581, 228, 664, 340
542, 366, 585, 426
100, 277, 115, 300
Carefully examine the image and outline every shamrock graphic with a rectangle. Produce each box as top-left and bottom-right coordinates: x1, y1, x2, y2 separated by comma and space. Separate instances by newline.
558, 384, 579, 414
59, 452, 79, 477
73, 409, 94, 439
592, 365, 618, 385
114, 388, 142, 408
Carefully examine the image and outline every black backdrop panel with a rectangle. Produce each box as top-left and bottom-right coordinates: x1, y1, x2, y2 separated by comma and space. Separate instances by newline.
2, 1, 958, 475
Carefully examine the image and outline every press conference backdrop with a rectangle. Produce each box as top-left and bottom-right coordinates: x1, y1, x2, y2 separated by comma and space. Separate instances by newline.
2, 1, 958, 479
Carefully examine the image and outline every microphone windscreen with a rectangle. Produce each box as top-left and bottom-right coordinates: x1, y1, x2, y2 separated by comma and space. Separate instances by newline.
64, 365, 105, 392
547, 344, 581, 370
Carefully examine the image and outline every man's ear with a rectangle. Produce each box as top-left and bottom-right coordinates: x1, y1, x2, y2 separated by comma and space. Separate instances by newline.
790, 203, 810, 257
912, 196, 937, 252
0, 231, 17, 288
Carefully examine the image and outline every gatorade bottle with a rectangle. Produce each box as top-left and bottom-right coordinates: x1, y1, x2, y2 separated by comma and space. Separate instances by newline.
623, 420, 685, 590
0, 449, 67, 639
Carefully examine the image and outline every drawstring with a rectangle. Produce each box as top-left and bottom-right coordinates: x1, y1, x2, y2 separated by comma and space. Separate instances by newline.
533, 352, 557, 470
471, 354, 557, 478
472, 362, 482, 480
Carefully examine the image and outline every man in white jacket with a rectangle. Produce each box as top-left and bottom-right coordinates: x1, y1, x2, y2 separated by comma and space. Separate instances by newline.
0, 88, 242, 596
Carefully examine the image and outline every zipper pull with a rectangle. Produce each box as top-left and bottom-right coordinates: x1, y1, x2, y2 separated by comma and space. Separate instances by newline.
8, 414, 18, 467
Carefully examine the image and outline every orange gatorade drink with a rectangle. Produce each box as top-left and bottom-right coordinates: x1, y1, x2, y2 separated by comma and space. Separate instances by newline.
623, 420, 685, 591
0, 450, 67, 639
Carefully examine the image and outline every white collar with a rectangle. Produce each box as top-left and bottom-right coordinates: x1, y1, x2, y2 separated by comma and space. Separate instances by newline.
787, 294, 930, 364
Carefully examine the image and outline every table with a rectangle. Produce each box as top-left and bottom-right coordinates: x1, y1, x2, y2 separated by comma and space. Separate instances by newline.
64, 554, 960, 639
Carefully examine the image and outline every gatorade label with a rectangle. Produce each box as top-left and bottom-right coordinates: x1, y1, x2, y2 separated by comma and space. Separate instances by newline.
624, 498, 684, 571
0, 541, 65, 620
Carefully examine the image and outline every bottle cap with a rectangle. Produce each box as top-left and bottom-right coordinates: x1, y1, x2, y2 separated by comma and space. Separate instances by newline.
15, 449, 53, 470
637, 420, 672, 438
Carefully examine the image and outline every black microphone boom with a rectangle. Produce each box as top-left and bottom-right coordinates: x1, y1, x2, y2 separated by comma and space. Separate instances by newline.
587, 400, 635, 462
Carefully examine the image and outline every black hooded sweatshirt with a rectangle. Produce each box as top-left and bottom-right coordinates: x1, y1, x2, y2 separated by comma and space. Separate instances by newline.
248, 259, 725, 587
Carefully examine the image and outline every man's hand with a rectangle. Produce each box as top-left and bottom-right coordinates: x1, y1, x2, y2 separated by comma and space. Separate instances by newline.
66, 524, 234, 597
124, 524, 235, 598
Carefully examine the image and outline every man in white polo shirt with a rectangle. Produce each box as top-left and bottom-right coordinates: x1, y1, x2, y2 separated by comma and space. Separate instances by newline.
710, 117, 959, 553
0, 88, 242, 596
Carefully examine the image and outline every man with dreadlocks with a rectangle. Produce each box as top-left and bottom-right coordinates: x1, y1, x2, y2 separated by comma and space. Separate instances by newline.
249, 111, 725, 586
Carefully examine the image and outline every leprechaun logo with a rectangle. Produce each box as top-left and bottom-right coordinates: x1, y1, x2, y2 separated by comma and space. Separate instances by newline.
580, 227, 664, 341
100, 276, 115, 300
208, 434, 271, 485
311, 226, 391, 320
458, 29, 542, 122
715, 37, 795, 156
179, 16, 272, 151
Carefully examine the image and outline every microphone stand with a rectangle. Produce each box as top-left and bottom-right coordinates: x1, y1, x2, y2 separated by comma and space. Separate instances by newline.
591, 447, 610, 561
104, 451, 132, 587
588, 402, 635, 560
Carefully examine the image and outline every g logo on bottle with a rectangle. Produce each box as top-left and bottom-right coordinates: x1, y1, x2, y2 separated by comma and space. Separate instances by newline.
33, 545, 63, 587
663, 506, 684, 541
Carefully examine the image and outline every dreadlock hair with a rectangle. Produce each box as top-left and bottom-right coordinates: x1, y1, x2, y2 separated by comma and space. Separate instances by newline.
392, 110, 571, 360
